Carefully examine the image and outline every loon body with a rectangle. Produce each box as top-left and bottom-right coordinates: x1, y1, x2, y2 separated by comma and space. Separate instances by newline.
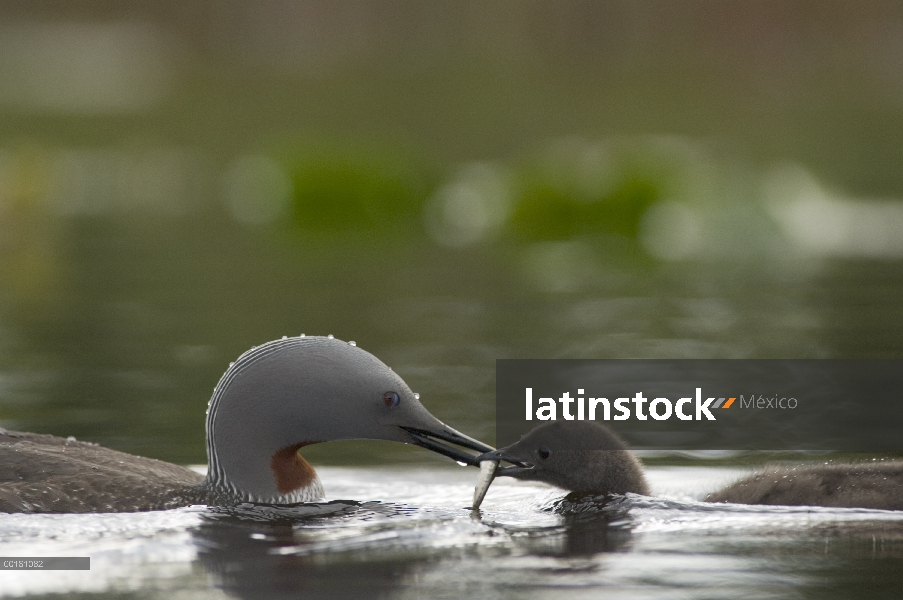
705, 461, 903, 510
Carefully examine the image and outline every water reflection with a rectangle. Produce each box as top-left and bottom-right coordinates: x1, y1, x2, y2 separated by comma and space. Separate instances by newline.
189, 483, 903, 599
192, 495, 640, 598
195, 502, 423, 600
495, 497, 636, 557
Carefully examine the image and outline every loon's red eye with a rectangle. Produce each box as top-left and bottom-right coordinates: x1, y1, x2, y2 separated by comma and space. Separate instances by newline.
383, 391, 400, 408
537, 447, 551, 460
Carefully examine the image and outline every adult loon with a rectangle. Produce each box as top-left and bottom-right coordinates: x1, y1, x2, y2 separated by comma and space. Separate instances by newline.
0, 336, 493, 513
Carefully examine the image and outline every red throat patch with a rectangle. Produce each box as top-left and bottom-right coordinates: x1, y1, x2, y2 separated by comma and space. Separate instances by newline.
270, 443, 318, 494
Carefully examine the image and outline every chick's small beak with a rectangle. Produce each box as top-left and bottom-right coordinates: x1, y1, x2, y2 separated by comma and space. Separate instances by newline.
476, 448, 534, 476
475, 449, 507, 462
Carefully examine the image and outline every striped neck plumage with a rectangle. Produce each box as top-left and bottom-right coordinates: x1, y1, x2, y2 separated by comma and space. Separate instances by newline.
203, 339, 326, 504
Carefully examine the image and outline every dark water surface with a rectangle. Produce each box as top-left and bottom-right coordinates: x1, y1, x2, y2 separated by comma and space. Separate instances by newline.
1, 215, 903, 598
4, 214, 902, 464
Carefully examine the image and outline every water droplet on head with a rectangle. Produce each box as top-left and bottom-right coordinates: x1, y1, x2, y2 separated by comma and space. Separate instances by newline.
229, 362, 235, 367
456, 461, 467, 467
348, 340, 356, 346
282, 335, 287, 340
414, 393, 420, 400
300, 333, 305, 337
327, 334, 334, 339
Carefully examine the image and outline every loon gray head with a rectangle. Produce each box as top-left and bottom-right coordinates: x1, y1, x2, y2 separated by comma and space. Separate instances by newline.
476, 421, 649, 496
204, 335, 493, 504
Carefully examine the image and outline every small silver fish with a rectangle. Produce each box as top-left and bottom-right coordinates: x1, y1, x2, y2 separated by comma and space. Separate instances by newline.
472, 459, 499, 509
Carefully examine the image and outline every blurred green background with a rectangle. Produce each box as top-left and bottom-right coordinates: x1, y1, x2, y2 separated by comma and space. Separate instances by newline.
1, 1, 902, 466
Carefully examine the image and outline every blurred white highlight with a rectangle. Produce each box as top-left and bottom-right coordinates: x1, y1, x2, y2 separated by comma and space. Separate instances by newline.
764, 165, 903, 259
424, 163, 511, 247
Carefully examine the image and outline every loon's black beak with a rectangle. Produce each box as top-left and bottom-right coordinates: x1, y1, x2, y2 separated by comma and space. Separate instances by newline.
400, 425, 495, 466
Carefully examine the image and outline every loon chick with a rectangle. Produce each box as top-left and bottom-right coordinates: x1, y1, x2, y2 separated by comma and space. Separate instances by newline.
0, 336, 493, 514
477, 422, 903, 511
476, 421, 649, 496
705, 460, 903, 510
